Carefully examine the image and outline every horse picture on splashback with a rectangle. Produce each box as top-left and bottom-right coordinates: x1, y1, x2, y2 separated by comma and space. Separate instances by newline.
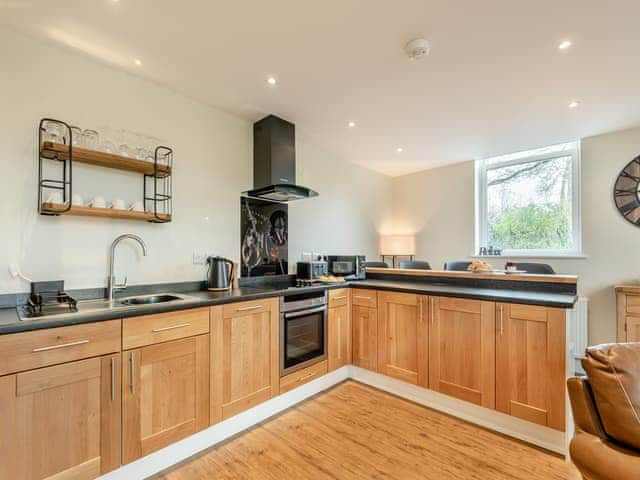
240, 197, 288, 277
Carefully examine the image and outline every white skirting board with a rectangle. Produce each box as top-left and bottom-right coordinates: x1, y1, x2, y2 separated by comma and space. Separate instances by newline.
99, 363, 569, 479
349, 366, 567, 455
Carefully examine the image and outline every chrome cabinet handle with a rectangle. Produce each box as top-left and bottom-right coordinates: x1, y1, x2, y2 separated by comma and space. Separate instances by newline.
237, 305, 263, 311
430, 298, 435, 325
419, 298, 423, 322
32, 339, 89, 352
499, 304, 504, 336
299, 372, 316, 382
110, 357, 116, 401
332, 295, 347, 300
130, 352, 136, 394
353, 295, 371, 300
152, 323, 191, 333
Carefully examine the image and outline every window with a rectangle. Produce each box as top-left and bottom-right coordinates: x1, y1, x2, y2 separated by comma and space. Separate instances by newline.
476, 142, 581, 256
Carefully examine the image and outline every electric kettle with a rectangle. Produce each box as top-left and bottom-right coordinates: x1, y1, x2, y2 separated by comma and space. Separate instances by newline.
207, 256, 234, 291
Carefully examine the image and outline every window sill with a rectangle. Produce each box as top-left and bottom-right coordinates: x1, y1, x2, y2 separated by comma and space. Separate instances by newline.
470, 253, 588, 260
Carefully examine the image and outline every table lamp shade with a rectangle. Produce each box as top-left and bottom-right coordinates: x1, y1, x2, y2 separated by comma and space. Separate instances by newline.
379, 235, 416, 256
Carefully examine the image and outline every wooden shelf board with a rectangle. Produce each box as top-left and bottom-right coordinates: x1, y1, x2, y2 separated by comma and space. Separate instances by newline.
41, 203, 171, 222
41, 141, 171, 177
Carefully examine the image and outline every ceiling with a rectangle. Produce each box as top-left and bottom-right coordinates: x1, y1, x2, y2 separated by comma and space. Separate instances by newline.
3, 0, 640, 176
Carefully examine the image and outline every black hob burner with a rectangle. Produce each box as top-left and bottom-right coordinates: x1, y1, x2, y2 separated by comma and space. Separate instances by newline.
19, 280, 78, 320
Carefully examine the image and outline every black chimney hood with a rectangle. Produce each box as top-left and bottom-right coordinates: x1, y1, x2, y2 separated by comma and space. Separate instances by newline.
243, 115, 318, 202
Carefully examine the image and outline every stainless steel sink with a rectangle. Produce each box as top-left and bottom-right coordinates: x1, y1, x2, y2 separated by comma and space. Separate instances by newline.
119, 294, 183, 306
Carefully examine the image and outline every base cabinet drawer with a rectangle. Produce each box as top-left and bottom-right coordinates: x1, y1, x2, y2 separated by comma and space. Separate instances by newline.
0, 354, 121, 479
328, 288, 350, 308
351, 288, 377, 308
122, 307, 209, 349
279, 360, 328, 394
0, 320, 121, 376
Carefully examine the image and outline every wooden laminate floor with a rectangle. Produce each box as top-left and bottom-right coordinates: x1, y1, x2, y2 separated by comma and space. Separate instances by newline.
155, 381, 581, 480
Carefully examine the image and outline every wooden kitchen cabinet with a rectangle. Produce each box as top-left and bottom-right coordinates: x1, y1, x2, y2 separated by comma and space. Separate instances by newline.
615, 285, 640, 342
495, 303, 566, 431
352, 289, 378, 371
210, 297, 279, 423
377, 292, 428, 386
328, 289, 352, 371
0, 354, 121, 479
429, 296, 496, 408
122, 335, 210, 464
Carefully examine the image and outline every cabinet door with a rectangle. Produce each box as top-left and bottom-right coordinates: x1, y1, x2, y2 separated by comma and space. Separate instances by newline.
429, 297, 495, 408
626, 316, 640, 342
123, 335, 209, 463
328, 303, 352, 371
496, 303, 566, 431
210, 298, 279, 423
352, 305, 378, 371
0, 354, 121, 480
377, 292, 428, 386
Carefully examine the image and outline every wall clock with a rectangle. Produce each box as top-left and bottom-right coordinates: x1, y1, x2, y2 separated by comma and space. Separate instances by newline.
614, 154, 640, 225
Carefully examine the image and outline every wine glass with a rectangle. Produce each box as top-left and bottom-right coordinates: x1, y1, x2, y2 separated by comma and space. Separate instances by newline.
81, 129, 99, 150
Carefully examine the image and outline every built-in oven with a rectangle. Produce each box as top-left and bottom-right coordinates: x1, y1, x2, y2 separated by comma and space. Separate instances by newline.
280, 290, 327, 376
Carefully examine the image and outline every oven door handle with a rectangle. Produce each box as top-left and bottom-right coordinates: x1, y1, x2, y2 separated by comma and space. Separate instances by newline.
283, 306, 327, 319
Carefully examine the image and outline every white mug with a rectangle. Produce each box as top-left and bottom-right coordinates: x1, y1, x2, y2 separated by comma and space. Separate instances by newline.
110, 198, 126, 210
128, 200, 144, 212
45, 192, 64, 204
71, 193, 84, 206
87, 196, 107, 208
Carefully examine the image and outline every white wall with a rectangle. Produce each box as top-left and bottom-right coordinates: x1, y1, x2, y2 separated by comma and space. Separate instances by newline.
0, 28, 391, 293
392, 126, 640, 345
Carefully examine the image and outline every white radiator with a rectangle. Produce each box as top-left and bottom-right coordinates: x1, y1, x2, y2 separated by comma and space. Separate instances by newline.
568, 297, 589, 375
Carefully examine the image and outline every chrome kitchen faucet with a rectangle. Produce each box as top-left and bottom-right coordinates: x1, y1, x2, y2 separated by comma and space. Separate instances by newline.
107, 234, 148, 302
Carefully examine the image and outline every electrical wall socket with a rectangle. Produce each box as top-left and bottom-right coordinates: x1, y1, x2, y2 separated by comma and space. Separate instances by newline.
192, 252, 208, 265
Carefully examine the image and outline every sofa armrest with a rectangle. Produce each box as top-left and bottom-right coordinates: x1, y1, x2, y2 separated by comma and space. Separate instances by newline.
567, 377, 607, 438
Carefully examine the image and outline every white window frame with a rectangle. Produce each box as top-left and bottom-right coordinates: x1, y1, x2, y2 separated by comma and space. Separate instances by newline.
475, 142, 582, 257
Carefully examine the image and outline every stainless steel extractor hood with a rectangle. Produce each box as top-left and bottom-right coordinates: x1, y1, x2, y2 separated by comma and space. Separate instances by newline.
243, 115, 318, 202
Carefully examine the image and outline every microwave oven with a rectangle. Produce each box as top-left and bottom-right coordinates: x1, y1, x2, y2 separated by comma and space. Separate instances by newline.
327, 255, 366, 280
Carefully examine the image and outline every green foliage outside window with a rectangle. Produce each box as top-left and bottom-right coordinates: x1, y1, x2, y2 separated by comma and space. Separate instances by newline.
488, 202, 571, 250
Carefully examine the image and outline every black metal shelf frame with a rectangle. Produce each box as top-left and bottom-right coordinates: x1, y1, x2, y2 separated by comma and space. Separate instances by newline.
38, 118, 173, 223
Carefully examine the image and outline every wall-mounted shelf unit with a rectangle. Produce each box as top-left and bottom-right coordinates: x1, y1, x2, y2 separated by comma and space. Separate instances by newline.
38, 118, 173, 223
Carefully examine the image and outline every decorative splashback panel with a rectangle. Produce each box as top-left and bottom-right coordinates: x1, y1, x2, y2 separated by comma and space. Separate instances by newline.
240, 197, 288, 277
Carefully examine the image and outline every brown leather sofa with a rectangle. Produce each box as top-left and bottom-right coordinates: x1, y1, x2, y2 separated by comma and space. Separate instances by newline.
568, 343, 640, 480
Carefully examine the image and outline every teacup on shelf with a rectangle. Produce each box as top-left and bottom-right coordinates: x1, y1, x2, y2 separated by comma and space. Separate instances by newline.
45, 192, 64, 204
71, 193, 84, 206
87, 196, 107, 208
128, 200, 144, 212
110, 198, 126, 210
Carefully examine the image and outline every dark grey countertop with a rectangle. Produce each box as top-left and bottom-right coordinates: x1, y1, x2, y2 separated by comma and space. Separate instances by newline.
0, 279, 577, 335
356, 279, 577, 308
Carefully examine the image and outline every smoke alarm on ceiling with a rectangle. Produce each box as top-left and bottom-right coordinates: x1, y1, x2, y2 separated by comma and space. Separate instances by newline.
405, 37, 431, 60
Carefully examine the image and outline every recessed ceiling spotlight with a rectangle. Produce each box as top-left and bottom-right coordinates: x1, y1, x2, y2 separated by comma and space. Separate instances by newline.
396, 147, 404, 153
558, 40, 572, 51
134, 58, 142, 66
267, 76, 277, 86
405, 37, 431, 60
348, 121, 356, 128
568, 100, 581, 109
